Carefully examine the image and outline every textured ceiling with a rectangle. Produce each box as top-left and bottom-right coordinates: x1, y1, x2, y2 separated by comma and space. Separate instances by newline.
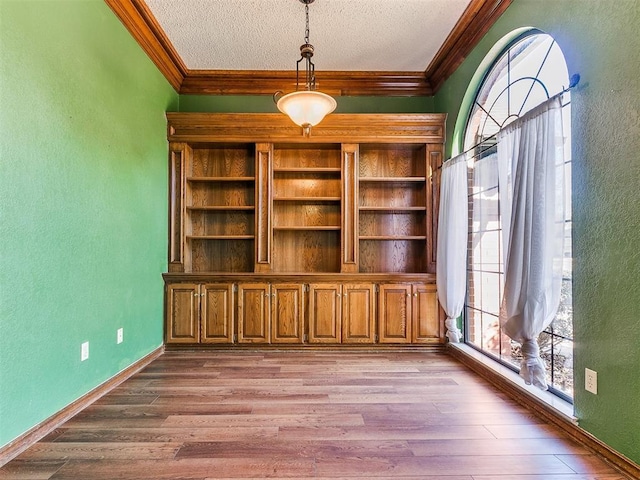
144, 0, 473, 72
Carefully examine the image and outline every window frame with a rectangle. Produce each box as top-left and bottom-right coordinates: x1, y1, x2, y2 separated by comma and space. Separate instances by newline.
460, 29, 574, 402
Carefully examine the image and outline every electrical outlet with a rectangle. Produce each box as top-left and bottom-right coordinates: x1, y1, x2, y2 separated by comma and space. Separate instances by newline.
117, 328, 124, 344
585, 368, 597, 394
81, 341, 89, 361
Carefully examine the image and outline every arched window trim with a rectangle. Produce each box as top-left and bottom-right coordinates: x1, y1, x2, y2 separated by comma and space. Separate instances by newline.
451, 27, 540, 157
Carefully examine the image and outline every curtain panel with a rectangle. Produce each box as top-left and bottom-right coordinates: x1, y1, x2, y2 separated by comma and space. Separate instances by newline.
437, 154, 469, 343
497, 96, 566, 390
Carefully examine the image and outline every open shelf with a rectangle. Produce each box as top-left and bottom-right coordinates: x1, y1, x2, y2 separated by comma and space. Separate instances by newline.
359, 235, 427, 240
274, 226, 341, 231
187, 206, 255, 211
359, 177, 426, 182
187, 235, 254, 240
275, 197, 341, 202
359, 206, 426, 212
187, 176, 255, 182
274, 167, 341, 173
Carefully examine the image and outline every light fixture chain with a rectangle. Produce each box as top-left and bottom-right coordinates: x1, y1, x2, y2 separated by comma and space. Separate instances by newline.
305, 3, 310, 44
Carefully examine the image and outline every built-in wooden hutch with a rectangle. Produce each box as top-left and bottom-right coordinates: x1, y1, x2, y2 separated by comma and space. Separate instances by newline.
163, 113, 446, 347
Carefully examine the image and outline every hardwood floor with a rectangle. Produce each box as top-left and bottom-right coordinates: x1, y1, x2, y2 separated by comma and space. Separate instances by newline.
1, 351, 628, 479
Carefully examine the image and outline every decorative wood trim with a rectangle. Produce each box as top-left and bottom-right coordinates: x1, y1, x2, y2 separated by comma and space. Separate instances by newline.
165, 344, 446, 353
341, 144, 358, 272
425, 0, 514, 93
255, 143, 273, 271
0, 347, 164, 466
168, 143, 189, 272
427, 143, 444, 273
104, 0, 186, 91
166, 113, 446, 145
163, 272, 436, 285
448, 345, 640, 480
180, 70, 432, 96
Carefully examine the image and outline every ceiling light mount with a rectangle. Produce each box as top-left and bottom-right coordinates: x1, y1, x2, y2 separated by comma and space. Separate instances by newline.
274, 0, 336, 136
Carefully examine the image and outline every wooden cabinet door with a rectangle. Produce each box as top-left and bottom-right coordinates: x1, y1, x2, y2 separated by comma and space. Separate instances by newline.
308, 283, 342, 343
379, 284, 412, 343
271, 284, 304, 344
412, 284, 441, 343
237, 283, 270, 344
166, 283, 199, 344
201, 283, 234, 344
342, 283, 375, 344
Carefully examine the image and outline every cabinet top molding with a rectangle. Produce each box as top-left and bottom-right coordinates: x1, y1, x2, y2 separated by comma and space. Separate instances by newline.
166, 113, 446, 144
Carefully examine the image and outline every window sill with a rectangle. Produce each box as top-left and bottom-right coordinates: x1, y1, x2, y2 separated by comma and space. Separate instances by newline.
448, 342, 576, 423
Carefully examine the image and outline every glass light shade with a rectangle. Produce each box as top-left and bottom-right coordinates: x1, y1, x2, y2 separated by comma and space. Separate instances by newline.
276, 90, 337, 127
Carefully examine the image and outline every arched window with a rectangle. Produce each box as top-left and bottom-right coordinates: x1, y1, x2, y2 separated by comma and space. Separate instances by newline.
462, 31, 574, 399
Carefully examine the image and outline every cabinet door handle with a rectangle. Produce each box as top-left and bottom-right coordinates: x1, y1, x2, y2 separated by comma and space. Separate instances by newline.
414, 293, 418, 297
337, 293, 341, 298
193, 293, 199, 297
406, 293, 411, 297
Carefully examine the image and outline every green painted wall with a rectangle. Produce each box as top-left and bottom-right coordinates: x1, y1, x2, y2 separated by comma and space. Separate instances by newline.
0, 0, 177, 448
179, 94, 435, 113
434, 0, 640, 463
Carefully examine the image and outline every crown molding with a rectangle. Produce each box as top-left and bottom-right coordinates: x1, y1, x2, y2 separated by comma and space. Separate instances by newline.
106, 0, 511, 96
180, 70, 432, 97
425, 0, 514, 92
105, 0, 186, 90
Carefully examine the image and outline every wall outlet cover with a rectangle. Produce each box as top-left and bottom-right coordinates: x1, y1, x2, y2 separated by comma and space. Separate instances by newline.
585, 368, 598, 394
81, 341, 89, 361
117, 328, 123, 344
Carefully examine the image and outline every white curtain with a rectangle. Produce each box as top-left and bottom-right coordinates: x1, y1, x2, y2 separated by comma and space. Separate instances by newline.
497, 96, 565, 390
437, 154, 469, 343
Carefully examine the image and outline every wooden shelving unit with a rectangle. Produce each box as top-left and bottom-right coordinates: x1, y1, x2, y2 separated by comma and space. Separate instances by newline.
164, 113, 445, 346
358, 143, 430, 273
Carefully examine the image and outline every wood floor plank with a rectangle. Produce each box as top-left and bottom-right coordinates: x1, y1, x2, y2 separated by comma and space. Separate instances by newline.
50, 427, 279, 443
14, 443, 181, 461
484, 423, 567, 439
0, 460, 66, 479
251, 402, 441, 415
362, 411, 543, 427
2, 351, 631, 480
49, 458, 316, 479
406, 437, 590, 456
276, 425, 498, 440
72, 402, 254, 417
162, 413, 365, 428
313, 454, 576, 477
175, 439, 413, 459
556, 454, 624, 474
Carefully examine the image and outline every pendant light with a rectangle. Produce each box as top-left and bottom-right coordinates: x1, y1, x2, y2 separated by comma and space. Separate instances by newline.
274, 0, 336, 136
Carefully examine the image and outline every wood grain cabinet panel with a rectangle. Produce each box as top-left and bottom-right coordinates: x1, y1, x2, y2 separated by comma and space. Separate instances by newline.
271, 284, 304, 344
378, 284, 412, 343
412, 283, 441, 343
378, 283, 439, 344
166, 283, 234, 344
166, 284, 200, 344
237, 283, 271, 344
201, 283, 234, 344
342, 284, 376, 344
308, 283, 342, 343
